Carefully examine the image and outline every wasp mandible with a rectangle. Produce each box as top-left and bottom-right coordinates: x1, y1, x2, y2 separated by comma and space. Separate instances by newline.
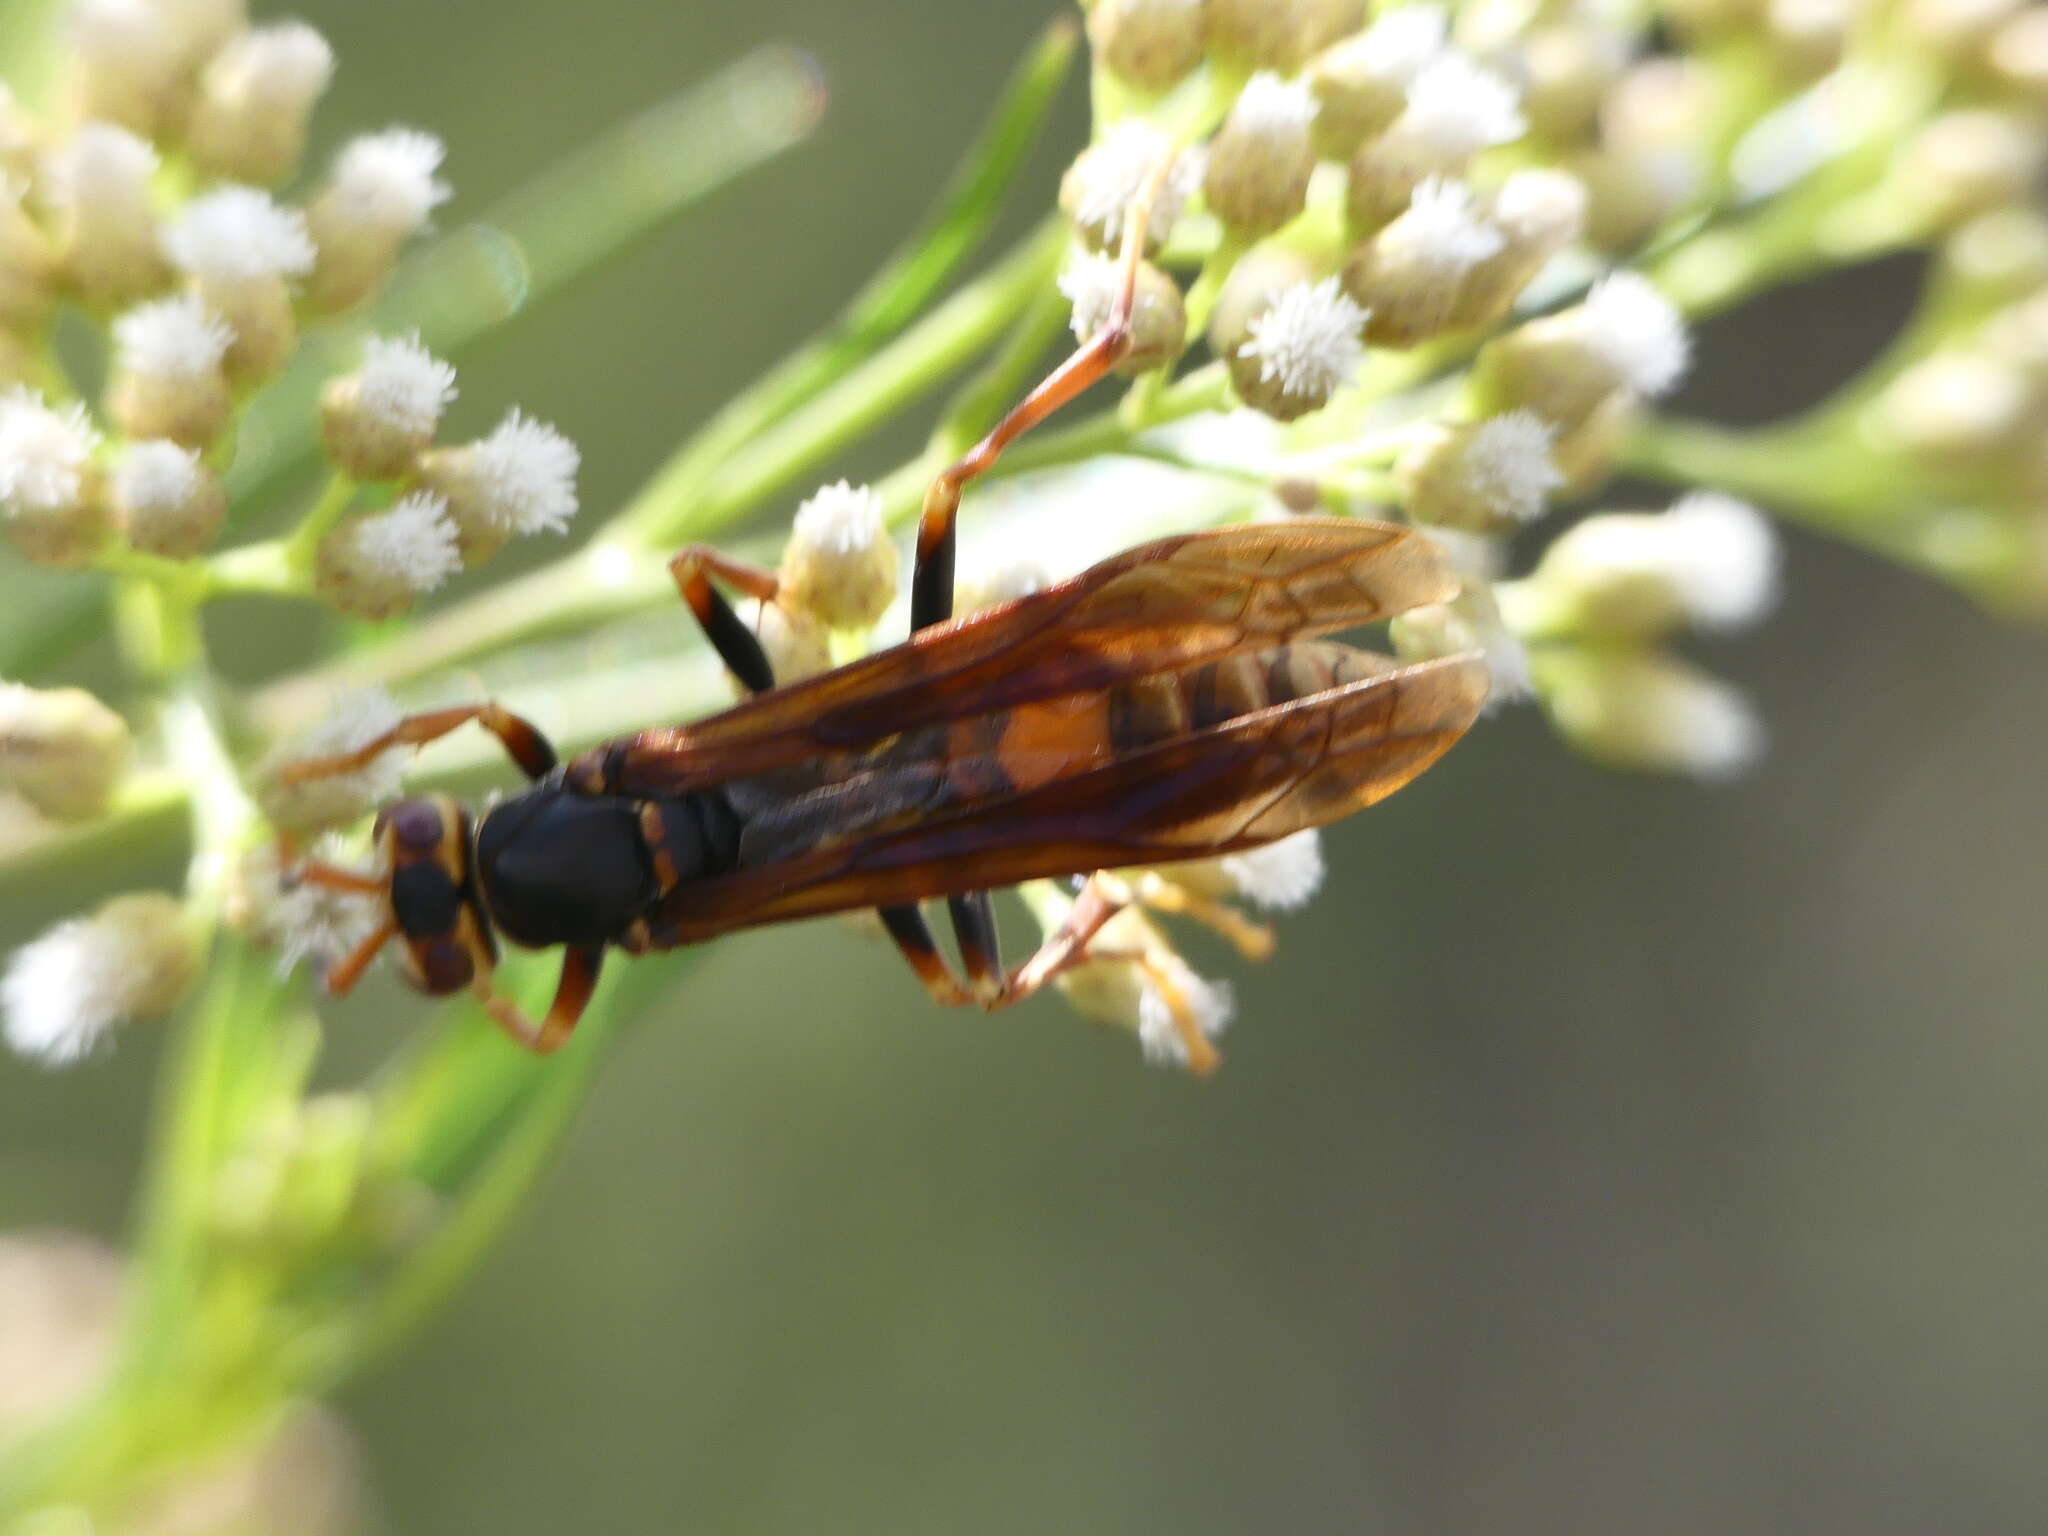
280, 165, 1488, 1064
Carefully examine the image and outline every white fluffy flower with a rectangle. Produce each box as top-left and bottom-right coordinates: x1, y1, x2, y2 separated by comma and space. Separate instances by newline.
355, 333, 457, 437
4, 896, 191, 1068
327, 129, 450, 233
1656, 493, 1782, 629
791, 479, 886, 556
1219, 830, 1326, 911
1238, 278, 1370, 402
1067, 121, 1202, 246
468, 410, 580, 536
114, 439, 203, 516
351, 492, 461, 594
4, 914, 135, 1065
1350, 5, 1450, 85
1459, 410, 1562, 525
1656, 674, 1765, 781
162, 185, 315, 282
1057, 251, 1124, 339
112, 294, 233, 380
1380, 177, 1506, 278
1580, 272, 1691, 398
0, 389, 100, 517
210, 21, 334, 107
1137, 957, 1234, 1069
1232, 72, 1320, 138
1396, 53, 1526, 157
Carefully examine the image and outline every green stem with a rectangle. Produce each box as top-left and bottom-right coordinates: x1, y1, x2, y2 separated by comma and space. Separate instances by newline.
280, 473, 358, 579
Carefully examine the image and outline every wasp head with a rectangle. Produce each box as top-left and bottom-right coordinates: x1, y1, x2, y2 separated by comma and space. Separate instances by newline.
366, 794, 499, 998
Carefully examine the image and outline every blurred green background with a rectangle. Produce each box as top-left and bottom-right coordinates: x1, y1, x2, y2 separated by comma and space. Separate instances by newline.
7, 1, 2048, 1531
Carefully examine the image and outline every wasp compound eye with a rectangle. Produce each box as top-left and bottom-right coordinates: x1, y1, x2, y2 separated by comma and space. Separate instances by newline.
388, 800, 443, 850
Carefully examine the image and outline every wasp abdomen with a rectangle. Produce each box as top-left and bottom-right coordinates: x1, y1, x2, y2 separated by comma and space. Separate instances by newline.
1112, 642, 1392, 752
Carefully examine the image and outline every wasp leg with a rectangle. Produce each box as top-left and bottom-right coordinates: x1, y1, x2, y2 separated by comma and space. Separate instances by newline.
280, 703, 558, 784
473, 944, 605, 1055
947, 892, 1005, 1005
995, 873, 1129, 1005
877, 903, 974, 1007
325, 918, 398, 998
907, 161, 1169, 633
668, 546, 782, 696
1128, 872, 1276, 962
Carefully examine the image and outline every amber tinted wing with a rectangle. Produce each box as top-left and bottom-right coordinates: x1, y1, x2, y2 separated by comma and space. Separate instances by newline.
652, 653, 1489, 943
602, 519, 1459, 796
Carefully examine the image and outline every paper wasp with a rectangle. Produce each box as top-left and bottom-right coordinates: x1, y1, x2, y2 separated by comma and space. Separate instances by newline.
281, 176, 1488, 1064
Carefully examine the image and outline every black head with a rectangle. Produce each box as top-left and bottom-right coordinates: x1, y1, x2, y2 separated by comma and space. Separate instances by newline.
371, 794, 499, 998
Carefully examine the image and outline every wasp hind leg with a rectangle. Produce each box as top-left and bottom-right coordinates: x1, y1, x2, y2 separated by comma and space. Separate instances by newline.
906, 159, 1170, 633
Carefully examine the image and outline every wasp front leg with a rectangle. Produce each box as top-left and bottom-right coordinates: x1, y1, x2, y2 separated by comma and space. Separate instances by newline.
279, 702, 559, 784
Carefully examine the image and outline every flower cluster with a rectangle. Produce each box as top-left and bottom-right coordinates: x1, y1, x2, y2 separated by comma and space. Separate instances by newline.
0, 1, 586, 1063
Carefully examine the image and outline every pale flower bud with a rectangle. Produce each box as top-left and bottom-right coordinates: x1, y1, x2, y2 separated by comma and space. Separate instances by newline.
113, 439, 224, 557
413, 409, 580, 565
0, 83, 40, 182
1988, 8, 2048, 104
161, 185, 315, 385
779, 480, 899, 630
1208, 244, 1316, 356
1515, 492, 1781, 637
735, 598, 832, 692
187, 22, 335, 184
1228, 274, 1369, 421
1204, 73, 1319, 239
1517, 21, 1626, 143
1058, 251, 1187, 376
1469, 272, 1691, 431
1308, 4, 1448, 159
0, 176, 58, 331
0, 682, 130, 820
1344, 176, 1504, 347
156, 0, 246, 61
3, 891, 198, 1066
1400, 409, 1563, 532
1090, 0, 1207, 94
305, 129, 450, 314
0, 387, 108, 566
1541, 649, 1765, 780
1901, 0, 2025, 55
257, 689, 406, 835
1168, 828, 1329, 910
1052, 905, 1235, 1072
1449, 168, 1588, 331
313, 492, 461, 621
1059, 121, 1200, 253
956, 548, 1053, 615
1391, 584, 1532, 709
1880, 350, 2035, 466
42, 121, 168, 306
62, 0, 188, 137
321, 333, 458, 481
1896, 111, 2043, 232
1940, 209, 2048, 306
1207, 0, 1327, 72
1347, 51, 1524, 231
107, 293, 235, 449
